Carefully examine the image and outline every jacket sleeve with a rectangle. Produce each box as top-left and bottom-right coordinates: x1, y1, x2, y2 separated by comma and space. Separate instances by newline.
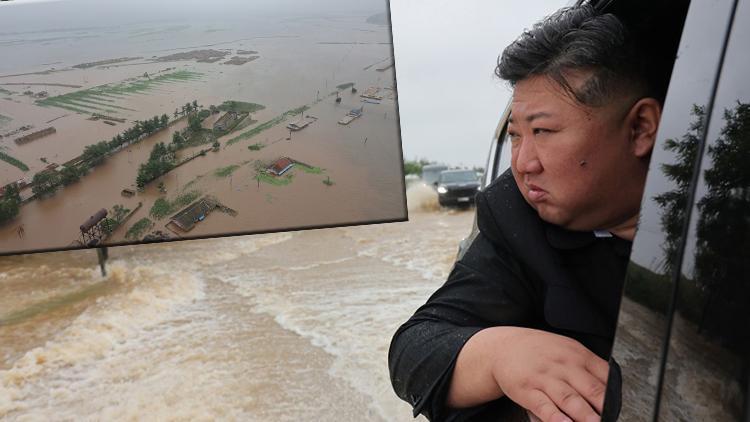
388, 191, 538, 421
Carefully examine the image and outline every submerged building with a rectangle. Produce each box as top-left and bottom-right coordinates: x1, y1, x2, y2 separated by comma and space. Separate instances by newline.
286, 112, 316, 131
267, 157, 295, 176
338, 106, 364, 125
213, 111, 244, 132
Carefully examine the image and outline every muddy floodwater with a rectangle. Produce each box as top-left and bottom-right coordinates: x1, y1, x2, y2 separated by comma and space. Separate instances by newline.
0, 1, 405, 254
1, 184, 465, 421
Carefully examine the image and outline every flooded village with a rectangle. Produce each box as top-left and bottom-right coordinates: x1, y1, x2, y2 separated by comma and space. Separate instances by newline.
0, 4, 405, 254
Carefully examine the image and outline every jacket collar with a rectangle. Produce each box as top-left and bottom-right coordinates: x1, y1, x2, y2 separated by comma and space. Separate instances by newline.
544, 223, 597, 250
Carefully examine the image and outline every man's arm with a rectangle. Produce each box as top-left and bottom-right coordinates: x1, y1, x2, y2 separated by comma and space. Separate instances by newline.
389, 189, 609, 421
447, 326, 609, 422
389, 190, 537, 420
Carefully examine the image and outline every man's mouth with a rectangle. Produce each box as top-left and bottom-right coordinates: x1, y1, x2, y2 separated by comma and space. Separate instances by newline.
526, 183, 547, 202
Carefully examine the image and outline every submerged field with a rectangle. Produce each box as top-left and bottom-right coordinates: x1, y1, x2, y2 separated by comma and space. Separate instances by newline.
35, 70, 203, 115
0, 114, 11, 128
0, 151, 29, 172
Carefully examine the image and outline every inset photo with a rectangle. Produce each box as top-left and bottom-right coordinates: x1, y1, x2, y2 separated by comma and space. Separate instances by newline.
0, 0, 406, 255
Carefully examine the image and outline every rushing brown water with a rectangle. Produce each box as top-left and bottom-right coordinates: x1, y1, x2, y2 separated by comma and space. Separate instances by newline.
0, 4, 404, 254
0, 184, 472, 421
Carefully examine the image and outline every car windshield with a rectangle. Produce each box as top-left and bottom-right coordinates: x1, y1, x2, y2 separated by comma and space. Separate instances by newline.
440, 171, 477, 183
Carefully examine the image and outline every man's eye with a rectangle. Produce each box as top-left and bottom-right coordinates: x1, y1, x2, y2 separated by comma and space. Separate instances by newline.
507, 132, 521, 142
532, 128, 550, 135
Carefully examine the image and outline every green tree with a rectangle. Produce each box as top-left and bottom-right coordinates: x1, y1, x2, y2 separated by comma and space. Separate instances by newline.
3, 183, 21, 203
142, 119, 155, 134
100, 217, 117, 234
403, 159, 433, 175
112, 204, 129, 222
149, 142, 169, 162
136, 143, 176, 188
0, 199, 19, 224
82, 141, 110, 166
31, 171, 61, 196
654, 102, 750, 352
654, 105, 705, 274
172, 131, 184, 146
188, 114, 202, 132
691, 102, 750, 347
0, 183, 21, 224
60, 165, 82, 186
161, 114, 169, 127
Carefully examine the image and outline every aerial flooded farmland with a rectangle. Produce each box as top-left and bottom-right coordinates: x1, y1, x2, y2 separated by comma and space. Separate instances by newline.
0, 0, 405, 254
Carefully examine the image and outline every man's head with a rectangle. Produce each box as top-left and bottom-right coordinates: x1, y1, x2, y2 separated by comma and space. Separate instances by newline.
495, 5, 663, 237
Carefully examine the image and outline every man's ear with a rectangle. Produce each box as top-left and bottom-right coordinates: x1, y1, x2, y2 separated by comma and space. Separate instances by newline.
627, 97, 661, 158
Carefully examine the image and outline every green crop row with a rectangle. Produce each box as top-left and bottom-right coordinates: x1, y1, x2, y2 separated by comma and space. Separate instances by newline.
0, 151, 29, 172
37, 70, 203, 115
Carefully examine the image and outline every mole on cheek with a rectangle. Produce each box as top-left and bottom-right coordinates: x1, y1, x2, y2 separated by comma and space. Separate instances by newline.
579, 160, 587, 167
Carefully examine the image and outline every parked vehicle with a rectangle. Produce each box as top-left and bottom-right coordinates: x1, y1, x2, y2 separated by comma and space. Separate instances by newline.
436, 169, 480, 207
458, 0, 749, 419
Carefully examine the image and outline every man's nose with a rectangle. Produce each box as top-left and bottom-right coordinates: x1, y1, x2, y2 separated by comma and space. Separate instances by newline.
514, 136, 543, 174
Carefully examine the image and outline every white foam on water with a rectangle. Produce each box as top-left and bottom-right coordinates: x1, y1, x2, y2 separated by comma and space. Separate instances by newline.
218, 220, 473, 421
406, 183, 440, 213
346, 218, 468, 283
285, 256, 355, 272
0, 265, 102, 317
131, 232, 294, 268
226, 264, 429, 422
2, 213, 472, 421
0, 260, 205, 418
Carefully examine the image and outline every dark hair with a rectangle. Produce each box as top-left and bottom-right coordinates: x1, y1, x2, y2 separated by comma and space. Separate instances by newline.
496, 5, 654, 107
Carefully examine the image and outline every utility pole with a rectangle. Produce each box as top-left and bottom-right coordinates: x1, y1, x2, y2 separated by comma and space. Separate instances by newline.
97, 247, 108, 276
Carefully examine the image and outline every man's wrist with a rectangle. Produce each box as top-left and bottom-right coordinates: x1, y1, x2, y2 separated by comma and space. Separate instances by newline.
447, 326, 519, 408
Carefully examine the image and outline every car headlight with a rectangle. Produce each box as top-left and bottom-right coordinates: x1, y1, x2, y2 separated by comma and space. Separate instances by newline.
437, 186, 448, 194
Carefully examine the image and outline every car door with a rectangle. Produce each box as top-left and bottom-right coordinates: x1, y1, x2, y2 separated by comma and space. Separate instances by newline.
603, 0, 747, 420
648, 1, 750, 420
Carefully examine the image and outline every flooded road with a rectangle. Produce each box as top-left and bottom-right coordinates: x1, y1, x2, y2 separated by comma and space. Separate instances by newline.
0, 185, 470, 421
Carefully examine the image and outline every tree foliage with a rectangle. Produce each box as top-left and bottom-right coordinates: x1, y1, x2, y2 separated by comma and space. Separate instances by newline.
0, 184, 21, 224
188, 113, 203, 132
60, 165, 83, 186
653, 105, 705, 274
136, 142, 176, 188
403, 158, 433, 175
654, 102, 750, 352
31, 171, 61, 196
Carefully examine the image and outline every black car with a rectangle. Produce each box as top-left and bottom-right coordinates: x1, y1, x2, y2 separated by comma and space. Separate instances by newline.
436, 169, 480, 207
457, 0, 750, 419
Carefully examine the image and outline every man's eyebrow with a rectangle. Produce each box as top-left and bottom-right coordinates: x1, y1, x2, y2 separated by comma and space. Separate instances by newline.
508, 112, 554, 124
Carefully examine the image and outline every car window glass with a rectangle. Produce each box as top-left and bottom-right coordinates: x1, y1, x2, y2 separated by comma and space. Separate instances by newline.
497, 132, 512, 177
656, 1, 749, 419
605, 0, 737, 419
440, 171, 477, 183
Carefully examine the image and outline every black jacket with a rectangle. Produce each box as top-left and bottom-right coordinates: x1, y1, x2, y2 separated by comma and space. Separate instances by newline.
388, 170, 631, 421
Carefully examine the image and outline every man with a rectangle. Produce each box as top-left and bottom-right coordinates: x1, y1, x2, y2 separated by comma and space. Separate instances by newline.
389, 4, 668, 421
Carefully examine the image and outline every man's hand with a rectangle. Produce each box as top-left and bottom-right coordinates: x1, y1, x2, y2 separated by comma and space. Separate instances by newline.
491, 327, 609, 422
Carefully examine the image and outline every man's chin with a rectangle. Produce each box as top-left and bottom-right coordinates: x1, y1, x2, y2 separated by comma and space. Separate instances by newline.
535, 207, 580, 230
521, 194, 590, 231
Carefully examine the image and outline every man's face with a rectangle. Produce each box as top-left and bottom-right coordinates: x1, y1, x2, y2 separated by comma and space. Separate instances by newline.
508, 73, 649, 232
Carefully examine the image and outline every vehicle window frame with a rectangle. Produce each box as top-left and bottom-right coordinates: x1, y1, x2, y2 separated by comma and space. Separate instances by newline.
602, 0, 741, 420
653, 0, 748, 419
